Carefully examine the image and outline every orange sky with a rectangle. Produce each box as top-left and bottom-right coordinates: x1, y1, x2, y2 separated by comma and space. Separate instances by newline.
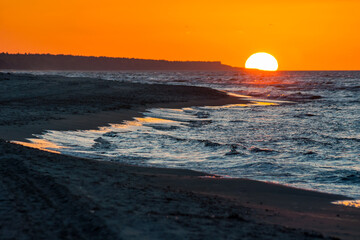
1, 0, 359, 70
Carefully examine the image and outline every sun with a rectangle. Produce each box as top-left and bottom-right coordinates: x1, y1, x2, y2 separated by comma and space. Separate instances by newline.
245, 52, 278, 71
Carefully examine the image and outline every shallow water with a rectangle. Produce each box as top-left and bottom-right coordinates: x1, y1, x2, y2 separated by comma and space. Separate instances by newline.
14, 70, 360, 198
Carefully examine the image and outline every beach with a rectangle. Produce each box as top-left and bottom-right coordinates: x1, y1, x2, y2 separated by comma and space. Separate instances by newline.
1, 72, 360, 240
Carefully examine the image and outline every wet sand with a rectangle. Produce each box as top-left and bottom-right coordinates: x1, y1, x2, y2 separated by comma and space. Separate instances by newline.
1, 72, 359, 239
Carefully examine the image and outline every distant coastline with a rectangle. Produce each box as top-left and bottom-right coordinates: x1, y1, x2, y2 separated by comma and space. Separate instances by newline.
0, 53, 239, 71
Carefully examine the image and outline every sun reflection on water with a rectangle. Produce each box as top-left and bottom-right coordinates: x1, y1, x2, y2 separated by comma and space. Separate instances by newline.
13, 139, 66, 154
135, 117, 177, 123
204, 101, 279, 109
332, 200, 360, 208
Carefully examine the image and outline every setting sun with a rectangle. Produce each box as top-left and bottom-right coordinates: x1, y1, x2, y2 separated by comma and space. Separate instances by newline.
245, 53, 279, 71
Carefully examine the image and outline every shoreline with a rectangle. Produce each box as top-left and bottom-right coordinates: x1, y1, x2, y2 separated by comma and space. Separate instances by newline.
1, 72, 360, 239
2, 97, 248, 142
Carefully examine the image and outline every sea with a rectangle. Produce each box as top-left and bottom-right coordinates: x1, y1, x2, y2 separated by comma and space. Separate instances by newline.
16, 70, 360, 199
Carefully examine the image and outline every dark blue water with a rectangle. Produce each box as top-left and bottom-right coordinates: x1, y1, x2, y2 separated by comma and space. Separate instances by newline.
18, 70, 360, 198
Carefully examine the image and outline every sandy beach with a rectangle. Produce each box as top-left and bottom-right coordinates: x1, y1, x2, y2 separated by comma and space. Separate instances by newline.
1, 72, 360, 240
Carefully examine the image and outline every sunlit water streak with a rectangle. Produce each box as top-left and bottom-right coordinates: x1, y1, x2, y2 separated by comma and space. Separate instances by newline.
12, 70, 360, 199
333, 200, 360, 208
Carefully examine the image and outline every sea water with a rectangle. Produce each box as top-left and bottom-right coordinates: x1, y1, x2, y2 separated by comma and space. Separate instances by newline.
17, 70, 360, 198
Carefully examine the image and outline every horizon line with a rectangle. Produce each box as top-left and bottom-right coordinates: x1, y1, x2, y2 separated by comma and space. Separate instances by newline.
1, 52, 360, 71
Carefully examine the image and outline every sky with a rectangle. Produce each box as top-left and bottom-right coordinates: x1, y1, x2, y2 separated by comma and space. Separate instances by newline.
1, 0, 359, 70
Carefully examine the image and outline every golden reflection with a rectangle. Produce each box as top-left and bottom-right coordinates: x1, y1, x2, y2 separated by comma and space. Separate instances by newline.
111, 120, 142, 129
110, 117, 176, 129
226, 92, 253, 98
89, 117, 177, 132
162, 108, 183, 112
244, 79, 284, 85
333, 200, 360, 208
242, 68, 286, 85
220, 103, 252, 108
226, 91, 293, 104
205, 101, 279, 109
135, 117, 176, 123
252, 101, 278, 106
13, 139, 66, 154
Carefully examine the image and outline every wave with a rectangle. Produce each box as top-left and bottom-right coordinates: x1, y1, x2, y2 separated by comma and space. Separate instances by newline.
336, 85, 360, 91
314, 170, 360, 184
92, 137, 112, 149
186, 120, 213, 128
249, 146, 276, 153
195, 111, 210, 119
143, 124, 180, 131
239, 91, 322, 102
103, 131, 119, 137
294, 113, 317, 118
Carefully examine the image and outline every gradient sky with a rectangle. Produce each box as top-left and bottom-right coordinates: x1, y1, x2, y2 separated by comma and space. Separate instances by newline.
1, 0, 359, 70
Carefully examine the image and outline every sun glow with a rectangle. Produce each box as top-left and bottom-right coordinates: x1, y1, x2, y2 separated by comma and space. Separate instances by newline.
245, 53, 279, 71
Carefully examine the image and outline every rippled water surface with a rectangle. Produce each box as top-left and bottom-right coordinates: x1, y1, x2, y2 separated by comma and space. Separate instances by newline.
17, 70, 360, 198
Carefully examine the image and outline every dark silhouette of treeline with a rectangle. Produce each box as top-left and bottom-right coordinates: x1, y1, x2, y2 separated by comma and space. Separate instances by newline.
0, 53, 236, 71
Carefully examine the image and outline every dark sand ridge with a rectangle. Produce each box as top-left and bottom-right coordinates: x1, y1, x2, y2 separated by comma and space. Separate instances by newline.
0, 72, 359, 239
